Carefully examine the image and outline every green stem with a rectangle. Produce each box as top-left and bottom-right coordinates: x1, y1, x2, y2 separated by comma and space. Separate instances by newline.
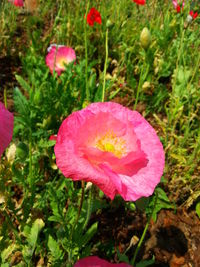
134, 61, 145, 110
70, 181, 85, 240
28, 129, 33, 188
172, 26, 185, 96
83, 185, 93, 230
131, 192, 158, 266
68, 181, 85, 265
84, 0, 90, 101
4, 88, 7, 109
74, 181, 85, 229
102, 28, 108, 102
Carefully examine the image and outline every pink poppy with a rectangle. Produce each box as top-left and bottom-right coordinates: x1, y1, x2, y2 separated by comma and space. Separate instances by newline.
0, 102, 14, 158
8, 0, 24, 7
172, 0, 184, 12
74, 256, 132, 267
46, 45, 76, 76
54, 102, 165, 201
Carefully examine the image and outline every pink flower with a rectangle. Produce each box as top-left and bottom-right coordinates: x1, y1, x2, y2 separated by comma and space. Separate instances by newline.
74, 256, 132, 267
54, 102, 165, 201
172, 0, 184, 12
46, 45, 76, 76
8, 0, 24, 7
0, 102, 14, 158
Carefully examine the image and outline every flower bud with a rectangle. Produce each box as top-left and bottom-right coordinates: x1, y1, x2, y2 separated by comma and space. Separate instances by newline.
140, 27, 151, 50
16, 142, 29, 160
6, 143, 16, 163
142, 81, 151, 92
106, 19, 113, 29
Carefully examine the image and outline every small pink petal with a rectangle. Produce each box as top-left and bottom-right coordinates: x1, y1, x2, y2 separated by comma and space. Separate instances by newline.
8, 0, 24, 7
0, 102, 14, 157
74, 256, 132, 267
46, 45, 76, 75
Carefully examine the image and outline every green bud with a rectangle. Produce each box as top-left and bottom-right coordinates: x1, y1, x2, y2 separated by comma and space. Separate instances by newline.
106, 19, 113, 29
34, 90, 43, 105
42, 115, 53, 129
140, 27, 151, 50
16, 142, 29, 160
142, 81, 151, 92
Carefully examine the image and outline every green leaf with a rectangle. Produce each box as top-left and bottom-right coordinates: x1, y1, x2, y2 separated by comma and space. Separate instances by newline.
79, 222, 98, 247
14, 88, 30, 128
156, 187, 171, 202
195, 202, 200, 219
1, 244, 16, 263
116, 248, 130, 264
22, 219, 45, 264
146, 188, 174, 222
48, 235, 63, 262
15, 75, 31, 93
27, 219, 45, 247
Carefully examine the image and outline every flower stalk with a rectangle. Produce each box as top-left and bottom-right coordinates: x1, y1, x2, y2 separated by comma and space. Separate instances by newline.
27, 129, 33, 188
83, 184, 93, 230
131, 192, 158, 265
102, 27, 109, 102
84, 0, 90, 101
4, 89, 7, 109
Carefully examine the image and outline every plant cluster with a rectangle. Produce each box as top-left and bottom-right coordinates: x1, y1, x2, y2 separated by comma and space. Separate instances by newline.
0, 0, 200, 266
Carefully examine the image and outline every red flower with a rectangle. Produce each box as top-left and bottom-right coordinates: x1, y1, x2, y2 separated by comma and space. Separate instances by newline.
176, 5, 181, 13
189, 10, 198, 19
132, 0, 146, 5
87, 7, 102, 26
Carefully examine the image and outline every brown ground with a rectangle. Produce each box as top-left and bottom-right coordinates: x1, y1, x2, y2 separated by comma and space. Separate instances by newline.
91, 204, 200, 267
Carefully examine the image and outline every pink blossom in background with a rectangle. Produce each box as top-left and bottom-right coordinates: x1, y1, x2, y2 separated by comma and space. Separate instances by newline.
8, 0, 24, 7
172, 0, 184, 13
74, 256, 132, 267
0, 102, 14, 158
46, 45, 76, 75
54, 102, 165, 201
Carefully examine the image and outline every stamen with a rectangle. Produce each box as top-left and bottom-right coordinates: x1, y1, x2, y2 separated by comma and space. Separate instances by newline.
95, 131, 127, 158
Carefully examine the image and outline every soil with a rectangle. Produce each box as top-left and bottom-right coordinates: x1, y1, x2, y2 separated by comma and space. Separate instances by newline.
0, 55, 21, 111
91, 204, 200, 267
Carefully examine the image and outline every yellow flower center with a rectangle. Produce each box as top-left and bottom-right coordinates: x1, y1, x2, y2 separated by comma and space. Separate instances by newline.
95, 131, 127, 158
57, 58, 68, 68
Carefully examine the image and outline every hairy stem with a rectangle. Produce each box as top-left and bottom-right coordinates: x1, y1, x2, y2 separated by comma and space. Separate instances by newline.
102, 28, 108, 102
84, 0, 90, 101
131, 192, 158, 265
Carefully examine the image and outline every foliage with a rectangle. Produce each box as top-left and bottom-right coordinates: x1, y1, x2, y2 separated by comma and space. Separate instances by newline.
0, 0, 200, 265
